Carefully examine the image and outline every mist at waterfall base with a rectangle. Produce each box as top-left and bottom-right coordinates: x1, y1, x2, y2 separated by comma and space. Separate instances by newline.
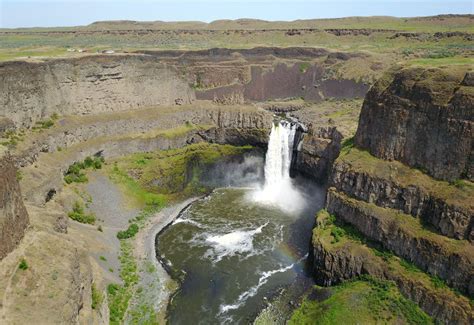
156, 120, 325, 324
251, 120, 305, 214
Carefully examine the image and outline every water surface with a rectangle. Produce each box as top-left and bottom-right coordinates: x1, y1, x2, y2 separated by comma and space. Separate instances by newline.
157, 182, 324, 324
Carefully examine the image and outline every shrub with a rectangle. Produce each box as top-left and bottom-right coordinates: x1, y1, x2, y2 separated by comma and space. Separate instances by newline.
64, 156, 104, 184
99, 255, 107, 261
117, 223, 139, 240
91, 284, 103, 310
19, 259, 28, 270
68, 201, 96, 224
331, 227, 345, 243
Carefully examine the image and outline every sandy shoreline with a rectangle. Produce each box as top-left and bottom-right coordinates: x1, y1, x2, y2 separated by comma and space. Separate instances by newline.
133, 196, 202, 320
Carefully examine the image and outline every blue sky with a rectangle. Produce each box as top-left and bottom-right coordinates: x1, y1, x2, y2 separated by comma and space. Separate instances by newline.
1, 0, 472, 28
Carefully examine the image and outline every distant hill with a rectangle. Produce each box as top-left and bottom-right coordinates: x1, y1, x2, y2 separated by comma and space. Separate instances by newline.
2, 14, 473, 32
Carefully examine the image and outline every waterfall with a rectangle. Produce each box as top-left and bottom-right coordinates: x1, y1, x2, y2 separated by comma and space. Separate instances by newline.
263, 121, 297, 188
251, 120, 304, 213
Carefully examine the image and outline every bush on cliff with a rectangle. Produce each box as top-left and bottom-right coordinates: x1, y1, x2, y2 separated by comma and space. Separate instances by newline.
64, 156, 104, 184
68, 201, 96, 224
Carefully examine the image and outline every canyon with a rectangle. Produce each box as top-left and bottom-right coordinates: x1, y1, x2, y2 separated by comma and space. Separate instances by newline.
0, 15, 472, 325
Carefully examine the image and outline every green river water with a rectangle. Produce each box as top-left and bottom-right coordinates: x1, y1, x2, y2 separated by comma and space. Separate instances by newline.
156, 183, 324, 324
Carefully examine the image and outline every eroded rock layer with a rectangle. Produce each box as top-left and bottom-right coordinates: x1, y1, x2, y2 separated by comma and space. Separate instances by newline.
355, 67, 473, 181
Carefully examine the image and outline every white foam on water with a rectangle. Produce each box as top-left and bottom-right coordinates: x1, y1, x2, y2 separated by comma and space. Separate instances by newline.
204, 223, 269, 262
251, 120, 305, 214
218, 254, 308, 315
172, 217, 203, 228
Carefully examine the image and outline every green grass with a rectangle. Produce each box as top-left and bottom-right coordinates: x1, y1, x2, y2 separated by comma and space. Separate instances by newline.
407, 56, 474, 66
91, 283, 104, 310
107, 207, 161, 324
107, 240, 138, 324
109, 164, 167, 207
289, 277, 432, 325
32, 118, 55, 131
109, 143, 253, 200
68, 201, 96, 224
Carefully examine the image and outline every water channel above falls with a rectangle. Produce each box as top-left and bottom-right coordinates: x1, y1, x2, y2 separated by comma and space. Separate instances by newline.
155, 120, 325, 324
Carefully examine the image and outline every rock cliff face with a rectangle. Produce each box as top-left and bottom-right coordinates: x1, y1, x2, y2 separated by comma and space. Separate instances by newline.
311, 66, 474, 324
294, 126, 342, 180
326, 188, 473, 295
0, 56, 195, 128
311, 211, 473, 324
355, 67, 473, 181
330, 158, 473, 241
0, 153, 29, 260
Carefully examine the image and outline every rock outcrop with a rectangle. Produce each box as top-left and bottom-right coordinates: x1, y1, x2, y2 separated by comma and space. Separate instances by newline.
311, 210, 473, 324
294, 126, 342, 180
0, 152, 29, 260
355, 67, 473, 181
330, 150, 473, 241
326, 188, 473, 295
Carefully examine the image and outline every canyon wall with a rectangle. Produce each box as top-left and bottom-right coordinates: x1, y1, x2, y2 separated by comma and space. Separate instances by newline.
311, 66, 474, 324
0, 56, 195, 128
355, 67, 473, 181
0, 152, 29, 260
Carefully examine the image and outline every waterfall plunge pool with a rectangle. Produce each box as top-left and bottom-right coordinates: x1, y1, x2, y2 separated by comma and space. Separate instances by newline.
155, 120, 325, 323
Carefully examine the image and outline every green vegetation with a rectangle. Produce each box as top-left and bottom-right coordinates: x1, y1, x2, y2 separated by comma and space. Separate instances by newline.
109, 164, 167, 207
289, 276, 432, 325
106, 206, 162, 324
338, 147, 474, 209
64, 156, 104, 184
400, 259, 421, 273
299, 62, 311, 73
18, 259, 28, 270
68, 201, 96, 224
108, 143, 253, 205
431, 276, 447, 289
313, 208, 472, 311
107, 240, 138, 324
316, 209, 364, 245
117, 223, 139, 239
0, 130, 25, 148
32, 118, 55, 131
91, 283, 104, 310
99, 255, 107, 261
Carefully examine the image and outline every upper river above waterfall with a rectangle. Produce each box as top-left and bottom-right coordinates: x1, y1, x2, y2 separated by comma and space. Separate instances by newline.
156, 180, 324, 324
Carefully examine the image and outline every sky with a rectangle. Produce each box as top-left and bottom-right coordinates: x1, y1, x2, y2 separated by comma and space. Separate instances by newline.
0, 0, 472, 28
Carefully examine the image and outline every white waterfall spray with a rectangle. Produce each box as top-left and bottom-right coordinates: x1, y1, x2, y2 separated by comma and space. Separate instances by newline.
252, 120, 304, 213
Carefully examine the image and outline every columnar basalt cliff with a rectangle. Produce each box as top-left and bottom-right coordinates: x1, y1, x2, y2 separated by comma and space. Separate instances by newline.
355, 67, 473, 181
0, 152, 29, 260
311, 66, 474, 324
